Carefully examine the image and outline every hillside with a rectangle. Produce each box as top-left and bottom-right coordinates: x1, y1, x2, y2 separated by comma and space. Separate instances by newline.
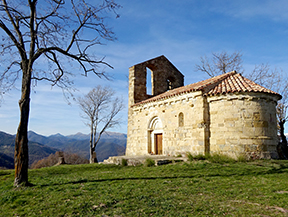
28, 131, 126, 162
1, 160, 288, 216
0, 131, 127, 168
0, 131, 59, 168
0, 153, 14, 169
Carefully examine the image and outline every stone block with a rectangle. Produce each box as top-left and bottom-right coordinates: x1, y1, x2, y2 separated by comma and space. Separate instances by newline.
254, 121, 268, 128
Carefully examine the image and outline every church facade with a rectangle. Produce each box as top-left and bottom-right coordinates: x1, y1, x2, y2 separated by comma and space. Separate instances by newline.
126, 55, 281, 159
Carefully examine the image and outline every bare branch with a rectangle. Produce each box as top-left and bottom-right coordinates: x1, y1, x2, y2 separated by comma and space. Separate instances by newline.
196, 51, 288, 134
195, 51, 243, 77
77, 85, 123, 163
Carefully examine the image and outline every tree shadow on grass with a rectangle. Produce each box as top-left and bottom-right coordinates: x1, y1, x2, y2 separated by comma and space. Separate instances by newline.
38, 163, 288, 187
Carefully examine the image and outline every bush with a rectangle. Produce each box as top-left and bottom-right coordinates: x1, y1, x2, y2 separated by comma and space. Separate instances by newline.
31, 151, 89, 169
207, 153, 236, 164
187, 152, 208, 161
187, 152, 194, 161
144, 158, 155, 167
187, 152, 236, 164
193, 154, 208, 161
237, 154, 248, 162
121, 158, 128, 166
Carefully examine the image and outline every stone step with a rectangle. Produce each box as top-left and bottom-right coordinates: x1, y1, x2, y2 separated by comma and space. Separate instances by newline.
102, 155, 187, 166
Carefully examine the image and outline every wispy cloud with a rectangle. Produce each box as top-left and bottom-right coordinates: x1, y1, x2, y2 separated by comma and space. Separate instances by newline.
210, 0, 288, 22
1, 0, 288, 135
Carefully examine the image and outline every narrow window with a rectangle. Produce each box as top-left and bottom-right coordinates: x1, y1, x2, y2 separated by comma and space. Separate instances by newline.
167, 78, 172, 90
167, 76, 175, 90
179, 112, 184, 127
146, 67, 152, 96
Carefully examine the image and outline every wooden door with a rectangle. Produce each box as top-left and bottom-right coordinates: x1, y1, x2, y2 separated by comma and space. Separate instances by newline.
155, 134, 163, 155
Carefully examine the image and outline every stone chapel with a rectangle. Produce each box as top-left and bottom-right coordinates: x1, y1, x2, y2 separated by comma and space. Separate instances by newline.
126, 55, 282, 159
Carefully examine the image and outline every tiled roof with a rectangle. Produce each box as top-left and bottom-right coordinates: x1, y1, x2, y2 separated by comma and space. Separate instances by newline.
133, 71, 281, 106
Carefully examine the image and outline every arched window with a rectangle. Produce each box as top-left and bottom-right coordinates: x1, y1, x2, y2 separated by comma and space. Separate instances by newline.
178, 112, 184, 127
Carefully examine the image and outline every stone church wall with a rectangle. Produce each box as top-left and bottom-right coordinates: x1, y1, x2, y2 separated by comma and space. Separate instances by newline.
208, 92, 279, 159
126, 91, 279, 159
126, 56, 280, 159
126, 91, 207, 156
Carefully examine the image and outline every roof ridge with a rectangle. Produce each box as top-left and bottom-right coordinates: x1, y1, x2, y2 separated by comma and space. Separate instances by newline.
198, 71, 237, 90
132, 71, 281, 107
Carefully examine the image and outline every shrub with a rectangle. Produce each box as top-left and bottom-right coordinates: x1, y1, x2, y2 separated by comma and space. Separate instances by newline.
187, 152, 207, 161
121, 158, 128, 166
31, 153, 58, 169
187, 152, 194, 161
31, 151, 89, 169
193, 154, 208, 161
208, 153, 236, 164
144, 158, 155, 167
64, 152, 89, 165
187, 152, 236, 164
237, 154, 248, 162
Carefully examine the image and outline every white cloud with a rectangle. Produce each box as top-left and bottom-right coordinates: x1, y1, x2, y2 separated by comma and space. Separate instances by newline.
210, 0, 288, 22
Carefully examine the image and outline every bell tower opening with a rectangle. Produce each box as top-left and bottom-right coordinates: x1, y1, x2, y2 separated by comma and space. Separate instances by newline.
128, 55, 184, 105
146, 67, 152, 96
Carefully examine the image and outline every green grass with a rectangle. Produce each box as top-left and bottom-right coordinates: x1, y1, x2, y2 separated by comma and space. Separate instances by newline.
187, 152, 244, 163
1, 160, 288, 216
144, 158, 155, 167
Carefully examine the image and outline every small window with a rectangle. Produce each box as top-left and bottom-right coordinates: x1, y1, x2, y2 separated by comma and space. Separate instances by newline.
179, 112, 184, 127
167, 78, 172, 90
167, 76, 175, 90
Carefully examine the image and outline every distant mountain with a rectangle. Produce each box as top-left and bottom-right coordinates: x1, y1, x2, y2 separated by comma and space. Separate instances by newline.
66, 132, 89, 140
95, 139, 126, 162
0, 153, 14, 169
0, 130, 127, 169
0, 131, 59, 169
66, 131, 127, 141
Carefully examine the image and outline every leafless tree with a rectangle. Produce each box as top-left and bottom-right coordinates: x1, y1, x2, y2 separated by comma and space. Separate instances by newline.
195, 51, 288, 158
77, 85, 123, 163
246, 65, 288, 157
0, 0, 120, 186
195, 51, 244, 77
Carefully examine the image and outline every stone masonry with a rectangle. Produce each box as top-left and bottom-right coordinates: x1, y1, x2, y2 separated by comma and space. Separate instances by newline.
126, 55, 282, 159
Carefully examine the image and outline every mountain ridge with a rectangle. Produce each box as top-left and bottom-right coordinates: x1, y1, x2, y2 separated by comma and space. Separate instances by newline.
0, 130, 127, 169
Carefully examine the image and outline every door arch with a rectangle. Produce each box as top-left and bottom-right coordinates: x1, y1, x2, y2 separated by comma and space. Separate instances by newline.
148, 117, 163, 155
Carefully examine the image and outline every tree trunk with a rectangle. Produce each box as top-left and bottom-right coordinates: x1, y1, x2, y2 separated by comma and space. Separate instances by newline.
89, 147, 94, 164
14, 67, 32, 187
94, 151, 98, 163
278, 120, 288, 159
89, 121, 94, 164
279, 120, 287, 144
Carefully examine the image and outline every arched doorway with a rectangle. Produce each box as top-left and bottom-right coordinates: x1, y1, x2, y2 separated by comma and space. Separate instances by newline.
148, 117, 163, 155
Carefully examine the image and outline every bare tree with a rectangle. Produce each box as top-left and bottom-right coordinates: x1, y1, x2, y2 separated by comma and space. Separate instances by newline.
0, 0, 120, 186
77, 85, 123, 163
195, 51, 244, 77
195, 51, 288, 158
246, 65, 288, 158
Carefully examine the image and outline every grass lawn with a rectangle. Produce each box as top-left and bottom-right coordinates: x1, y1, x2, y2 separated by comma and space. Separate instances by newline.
1, 160, 288, 216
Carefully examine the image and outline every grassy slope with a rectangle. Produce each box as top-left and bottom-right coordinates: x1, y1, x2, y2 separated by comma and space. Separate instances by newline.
1, 160, 288, 216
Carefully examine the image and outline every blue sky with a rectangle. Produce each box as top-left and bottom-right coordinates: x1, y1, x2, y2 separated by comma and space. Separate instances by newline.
1, 0, 288, 136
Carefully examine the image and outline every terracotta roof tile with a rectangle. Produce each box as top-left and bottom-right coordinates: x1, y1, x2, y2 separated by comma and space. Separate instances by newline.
133, 71, 281, 106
